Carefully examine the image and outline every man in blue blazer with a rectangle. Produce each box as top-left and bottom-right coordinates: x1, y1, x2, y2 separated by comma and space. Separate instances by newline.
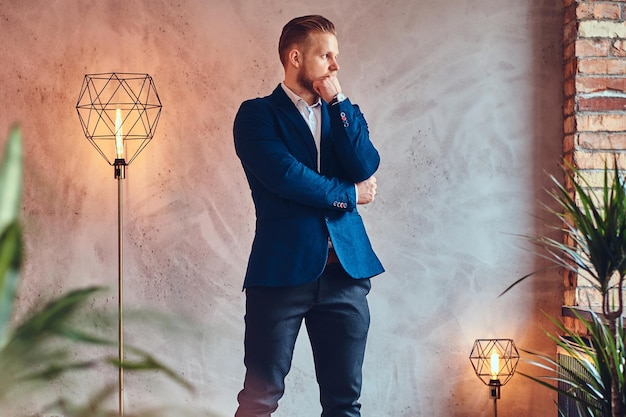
233, 15, 384, 417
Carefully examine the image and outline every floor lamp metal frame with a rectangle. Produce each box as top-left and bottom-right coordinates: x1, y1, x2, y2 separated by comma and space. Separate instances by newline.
76, 73, 161, 417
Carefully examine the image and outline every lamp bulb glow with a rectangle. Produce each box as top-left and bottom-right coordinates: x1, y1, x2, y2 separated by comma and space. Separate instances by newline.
115, 108, 124, 159
490, 352, 500, 380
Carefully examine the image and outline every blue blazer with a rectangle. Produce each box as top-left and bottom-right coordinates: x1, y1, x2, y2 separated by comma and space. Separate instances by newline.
234, 85, 384, 288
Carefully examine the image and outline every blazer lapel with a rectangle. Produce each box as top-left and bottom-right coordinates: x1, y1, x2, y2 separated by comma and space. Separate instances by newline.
270, 86, 318, 168
319, 102, 333, 174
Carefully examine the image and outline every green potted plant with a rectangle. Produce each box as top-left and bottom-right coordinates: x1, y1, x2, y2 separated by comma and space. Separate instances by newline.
503, 161, 626, 417
0, 125, 199, 416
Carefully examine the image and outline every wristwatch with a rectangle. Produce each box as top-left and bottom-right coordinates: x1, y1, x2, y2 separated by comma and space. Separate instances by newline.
329, 92, 346, 106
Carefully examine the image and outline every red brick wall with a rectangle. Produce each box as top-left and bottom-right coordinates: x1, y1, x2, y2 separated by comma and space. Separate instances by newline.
563, 0, 626, 317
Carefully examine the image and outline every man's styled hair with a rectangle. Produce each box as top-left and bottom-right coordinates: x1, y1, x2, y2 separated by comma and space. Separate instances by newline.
278, 15, 336, 66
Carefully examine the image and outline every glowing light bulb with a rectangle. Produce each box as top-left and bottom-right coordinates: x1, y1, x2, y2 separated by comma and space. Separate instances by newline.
490, 352, 500, 380
115, 108, 124, 159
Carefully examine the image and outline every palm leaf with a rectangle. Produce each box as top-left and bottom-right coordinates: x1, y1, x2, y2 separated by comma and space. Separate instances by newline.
505, 161, 626, 315
0, 221, 21, 347
0, 126, 197, 414
0, 287, 105, 398
521, 308, 626, 416
0, 124, 22, 232
0, 125, 22, 347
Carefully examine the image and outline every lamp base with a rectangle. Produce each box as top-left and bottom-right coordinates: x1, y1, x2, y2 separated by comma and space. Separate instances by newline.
114, 158, 126, 179
489, 379, 501, 399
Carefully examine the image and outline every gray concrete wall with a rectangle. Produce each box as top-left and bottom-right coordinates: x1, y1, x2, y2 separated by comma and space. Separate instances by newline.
0, 1, 564, 416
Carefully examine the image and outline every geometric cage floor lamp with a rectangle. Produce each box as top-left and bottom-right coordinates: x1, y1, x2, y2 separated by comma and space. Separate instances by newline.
76, 73, 162, 416
469, 338, 520, 417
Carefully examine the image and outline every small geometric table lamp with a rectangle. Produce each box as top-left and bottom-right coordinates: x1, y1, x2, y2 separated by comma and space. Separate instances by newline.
469, 339, 519, 417
76, 72, 162, 416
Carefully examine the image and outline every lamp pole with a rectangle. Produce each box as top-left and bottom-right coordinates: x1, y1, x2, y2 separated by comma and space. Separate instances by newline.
115, 158, 126, 415
493, 397, 497, 417
489, 379, 501, 417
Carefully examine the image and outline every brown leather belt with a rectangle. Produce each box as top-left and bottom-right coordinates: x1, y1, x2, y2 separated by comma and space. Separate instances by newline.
326, 248, 340, 265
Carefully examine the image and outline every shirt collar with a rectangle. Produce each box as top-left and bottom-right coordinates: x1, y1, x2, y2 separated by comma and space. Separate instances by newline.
281, 82, 321, 109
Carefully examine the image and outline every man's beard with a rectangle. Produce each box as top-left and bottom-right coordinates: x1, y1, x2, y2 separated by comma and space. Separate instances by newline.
297, 70, 318, 100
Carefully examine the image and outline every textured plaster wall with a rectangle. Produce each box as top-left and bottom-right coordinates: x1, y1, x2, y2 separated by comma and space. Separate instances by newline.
0, 1, 564, 416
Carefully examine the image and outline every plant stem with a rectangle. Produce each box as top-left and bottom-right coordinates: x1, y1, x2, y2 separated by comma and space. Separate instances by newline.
608, 318, 622, 417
